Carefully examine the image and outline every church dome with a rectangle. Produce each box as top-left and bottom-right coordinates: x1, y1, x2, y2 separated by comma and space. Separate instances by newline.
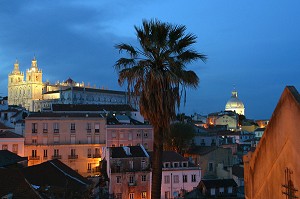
225, 90, 245, 115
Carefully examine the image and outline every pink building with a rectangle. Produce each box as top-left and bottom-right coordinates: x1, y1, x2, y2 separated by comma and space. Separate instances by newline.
24, 112, 106, 177
106, 115, 153, 151
103, 145, 151, 199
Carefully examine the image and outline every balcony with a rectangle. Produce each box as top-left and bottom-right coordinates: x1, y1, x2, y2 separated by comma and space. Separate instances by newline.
52, 155, 62, 159
32, 129, 37, 134
54, 129, 59, 133
70, 129, 76, 133
43, 129, 48, 133
29, 156, 40, 160
68, 155, 78, 159
93, 154, 101, 158
87, 129, 92, 133
128, 181, 137, 186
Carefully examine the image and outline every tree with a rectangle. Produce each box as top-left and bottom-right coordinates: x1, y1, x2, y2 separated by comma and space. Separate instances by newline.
114, 19, 206, 199
164, 122, 196, 155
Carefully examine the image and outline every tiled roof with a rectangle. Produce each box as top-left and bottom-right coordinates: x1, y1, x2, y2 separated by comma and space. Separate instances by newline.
51, 104, 137, 112
0, 122, 13, 130
0, 168, 41, 199
0, 131, 23, 138
64, 86, 126, 95
27, 112, 104, 118
232, 164, 244, 178
186, 146, 218, 155
21, 159, 91, 189
149, 151, 188, 163
0, 150, 27, 167
201, 179, 237, 188
111, 146, 148, 158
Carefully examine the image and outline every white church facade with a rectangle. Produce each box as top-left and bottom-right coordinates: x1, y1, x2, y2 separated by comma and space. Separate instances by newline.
8, 57, 131, 112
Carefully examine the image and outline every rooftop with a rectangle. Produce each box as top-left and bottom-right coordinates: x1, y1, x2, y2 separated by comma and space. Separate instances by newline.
110, 145, 149, 158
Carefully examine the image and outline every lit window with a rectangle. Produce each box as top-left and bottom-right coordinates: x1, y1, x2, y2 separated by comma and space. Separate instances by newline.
129, 193, 134, 199
141, 192, 147, 199
12, 144, 18, 154
2, 144, 8, 150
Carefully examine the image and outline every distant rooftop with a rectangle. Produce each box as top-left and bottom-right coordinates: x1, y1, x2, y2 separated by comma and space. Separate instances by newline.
27, 112, 104, 118
110, 145, 148, 158
51, 104, 136, 112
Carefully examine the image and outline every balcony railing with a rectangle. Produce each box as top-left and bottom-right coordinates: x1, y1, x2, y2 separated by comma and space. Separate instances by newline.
87, 154, 92, 158
52, 155, 62, 159
68, 155, 78, 159
43, 129, 48, 133
70, 129, 76, 133
93, 154, 101, 158
54, 129, 59, 133
29, 156, 40, 160
87, 129, 92, 133
32, 129, 37, 133
128, 181, 137, 186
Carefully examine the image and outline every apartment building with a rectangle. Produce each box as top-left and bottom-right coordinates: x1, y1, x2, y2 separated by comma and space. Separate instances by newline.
24, 112, 106, 177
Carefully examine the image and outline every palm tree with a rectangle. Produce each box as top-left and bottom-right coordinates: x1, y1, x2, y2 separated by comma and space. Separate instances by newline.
114, 19, 206, 199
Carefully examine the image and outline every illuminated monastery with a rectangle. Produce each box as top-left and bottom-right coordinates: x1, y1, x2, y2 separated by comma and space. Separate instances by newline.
8, 57, 129, 112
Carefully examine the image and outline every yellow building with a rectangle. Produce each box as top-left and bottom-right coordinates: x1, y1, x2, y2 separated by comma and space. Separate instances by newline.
8, 58, 43, 111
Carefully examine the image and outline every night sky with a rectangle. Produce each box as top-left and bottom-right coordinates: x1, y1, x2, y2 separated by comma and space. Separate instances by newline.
1, 1, 299, 119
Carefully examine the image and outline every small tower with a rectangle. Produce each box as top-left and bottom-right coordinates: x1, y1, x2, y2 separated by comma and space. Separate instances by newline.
26, 56, 43, 83
8, 59, 25, 106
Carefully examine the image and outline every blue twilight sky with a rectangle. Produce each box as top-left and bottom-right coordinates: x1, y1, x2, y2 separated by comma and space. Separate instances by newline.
0, 0, 299, 119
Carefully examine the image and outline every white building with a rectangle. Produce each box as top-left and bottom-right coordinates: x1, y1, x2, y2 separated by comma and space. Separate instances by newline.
225, 89, 245, 115
158, 151, 201, 199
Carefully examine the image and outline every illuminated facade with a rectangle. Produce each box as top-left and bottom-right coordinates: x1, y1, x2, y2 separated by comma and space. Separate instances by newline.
244, 86, 300, 199
225, 89, 245, 115
8, 57, 131, 112
24, 112, 106, 177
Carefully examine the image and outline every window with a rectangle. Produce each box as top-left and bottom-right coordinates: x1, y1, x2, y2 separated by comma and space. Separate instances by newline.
70, 123, 76, 133
71, 149, 76, 156
141, 175, 146, 182
115, 193, 122, 199
95, 148, 100, 157
165, 191, 170, 199
219, 187, 224, 194
141, 192, 147, 199
137, 133, 141, 138
53, 136, 59, 143
141, 160, 146, 170
95, 123, 100, 133
86, 123, 91, 133
164, 175, 170, 184
32, 123, 37, 133
183, 175, 187, 183
87, 163, 92, 171
12, 144, 18, 154
54, 149, 59, 157
164, 162, 170, 168
210, 188, 215, 195
129, 160, 134, 170
120, 144, 123, 147
182, 162, 188, 167
112, 144, 115, 147
228, 186, 233, 194
2, 144, 8, 150
208, 162, 214, 172
116, 176, 121, 183
43, 123, 48, 133
173, 162, 179, 167
143, 132, 148, 138
43, 149, 48, 158
173, 175, 179, 183
112, 132, 116, 138
32, 138, 37, 144
129, 176, 135, 184
32, 150, 37, 157
129, 193, 134, 199
191, 174, 196, 182
87, 148, 92, 158
53, 123, 59, 133
144, 143, 148, 149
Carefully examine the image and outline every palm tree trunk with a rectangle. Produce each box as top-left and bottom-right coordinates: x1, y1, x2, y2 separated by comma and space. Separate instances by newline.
151, 125, 164, 199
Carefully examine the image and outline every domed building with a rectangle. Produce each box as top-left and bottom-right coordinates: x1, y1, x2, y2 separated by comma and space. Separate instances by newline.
225, 89, 245, 115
